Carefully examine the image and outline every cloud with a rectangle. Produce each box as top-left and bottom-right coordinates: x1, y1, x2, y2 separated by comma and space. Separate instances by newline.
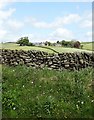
76, 5, 79, 10
1, 32, 35, 43
0, 0, 17, 42
0, 29, 7, 41
0, 8, 16, 20
26, 14, 81, 29
86, 32, 92, 37
58, 14, 81, 24
82, 31, 92, 42
81, 20, 92, 28
49, 28, 74, 41
0, 1, 92, 43
0, 0, 24, 42
80, 12, 92, 28
0, 0, 13, 9
7, 19, 24, 30
0, 6, 16, 42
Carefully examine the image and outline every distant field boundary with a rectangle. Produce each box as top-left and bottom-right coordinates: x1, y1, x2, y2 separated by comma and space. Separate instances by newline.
37, 46, 59, 53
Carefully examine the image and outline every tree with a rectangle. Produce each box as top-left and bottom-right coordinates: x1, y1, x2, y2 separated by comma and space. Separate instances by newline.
47, 42, 51, 46
61, 40, 71, 47
73, 41, 81, 48
45, 41, 48, 46
17, 37, 29, 46
61, 40, 66, 46
57, 41, 60, 44
70, 40, 75, 48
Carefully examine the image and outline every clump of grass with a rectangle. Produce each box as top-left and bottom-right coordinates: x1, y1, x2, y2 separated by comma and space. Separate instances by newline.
2, 65, 94, 118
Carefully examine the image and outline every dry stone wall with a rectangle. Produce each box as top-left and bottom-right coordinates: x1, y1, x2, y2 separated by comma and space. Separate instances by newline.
0, 49, 94, 70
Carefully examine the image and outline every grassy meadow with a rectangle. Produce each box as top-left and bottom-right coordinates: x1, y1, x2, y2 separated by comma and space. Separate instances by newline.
0, 42, 93, 53
0, 43, 53, 53
2, 65, 94, 118
82, 42, 93, 51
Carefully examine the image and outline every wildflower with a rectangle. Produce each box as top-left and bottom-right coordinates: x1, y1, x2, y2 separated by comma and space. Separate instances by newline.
81, 101, 84, 104
43, 92, 45, 95
36, 96, 39, 99
13, 70, 15, 72
76, 104, 79, 109
23, 85, 24, 87
64, 116, 67, 118
50, 89, 53, 92
91, 100, 94, 102
13, 107, 16, 110
31, 81, 33, 84
49, 95, 52, 98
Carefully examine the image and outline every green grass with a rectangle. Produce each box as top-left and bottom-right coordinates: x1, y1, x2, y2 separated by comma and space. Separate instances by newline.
82, 42, 93, 51
0, 43, 53, 53
0, 43, 93, 53
48, 46, 92, 53
2, 65, 94, 118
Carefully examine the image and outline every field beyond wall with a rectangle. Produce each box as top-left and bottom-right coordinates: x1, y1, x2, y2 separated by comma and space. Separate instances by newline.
0, 42, 93, 53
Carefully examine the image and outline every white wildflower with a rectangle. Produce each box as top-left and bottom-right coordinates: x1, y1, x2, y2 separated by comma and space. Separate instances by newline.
91, 100, 94, 102
76, 104, 79, 109
13, 107, 16, 110
81, 101, 84, 104
43, 92, 45, 95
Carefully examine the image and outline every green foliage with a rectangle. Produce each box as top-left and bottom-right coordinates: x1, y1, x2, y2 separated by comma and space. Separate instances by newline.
61, 40, 81, 48
61, 40, 66, 46
16, 37, 34, 46
61, 40, 72, 47
57, 41, 60, 44
28, 42, 34, 46
44, 41, 51, 46
16, 37, 29, 46
2, 65, 94, 118
47, 42, 51, 46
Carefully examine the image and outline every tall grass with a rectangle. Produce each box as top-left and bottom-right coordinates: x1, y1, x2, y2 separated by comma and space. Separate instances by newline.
2, 65, 94, 118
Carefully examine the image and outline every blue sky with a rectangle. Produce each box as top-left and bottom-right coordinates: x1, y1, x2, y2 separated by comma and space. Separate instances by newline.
0, 1, 92, 43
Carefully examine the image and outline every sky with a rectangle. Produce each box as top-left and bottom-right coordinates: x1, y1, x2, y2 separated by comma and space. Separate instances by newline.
0, 0, 92, 43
